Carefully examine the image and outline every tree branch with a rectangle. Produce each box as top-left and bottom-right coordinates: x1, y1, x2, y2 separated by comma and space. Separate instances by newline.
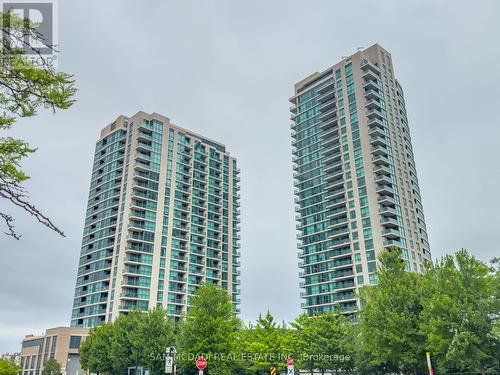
0, 177, 64, 238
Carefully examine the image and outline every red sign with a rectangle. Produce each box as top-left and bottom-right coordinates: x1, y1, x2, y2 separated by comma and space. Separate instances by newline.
287, 357, 294, 366
196, 357, 207, 370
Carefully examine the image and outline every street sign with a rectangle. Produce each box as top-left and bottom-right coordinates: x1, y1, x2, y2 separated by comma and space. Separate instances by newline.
270, 367, 277, 375
196, 357, 207, 370
165, 356, 173, 374
287, 365, 294, 375
287, 357, 294, 366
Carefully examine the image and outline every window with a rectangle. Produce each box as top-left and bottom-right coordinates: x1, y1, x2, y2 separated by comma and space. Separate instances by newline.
367, 262, 376, 272
366, 250, 375, 261
69, 336, 81, 349
22, 338, 43, 348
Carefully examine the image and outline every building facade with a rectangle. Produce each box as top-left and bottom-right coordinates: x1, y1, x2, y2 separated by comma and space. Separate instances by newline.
1, 352, 20, 366
290, 44, 430, 314
71, 112, 241, 328
18, 327, 88, 375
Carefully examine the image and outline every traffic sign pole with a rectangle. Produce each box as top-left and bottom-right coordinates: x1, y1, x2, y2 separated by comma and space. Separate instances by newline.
165, 347, 176, 375
196, 356, 207, 375
287, 357, 294, 375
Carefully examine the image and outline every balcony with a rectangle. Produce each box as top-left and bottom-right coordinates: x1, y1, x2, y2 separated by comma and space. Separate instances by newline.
324, 164, 343, 177
317, 80, 335, 94
328, 216, 349, 229
364, 88, 382, 100
318, 108, 337, 122
381, 216, 400, 228
327, 205, 348, 219
373, 163, 391, 176
371, 145, 389, 156
318, 98, 336, 112
375, 174, 392, 185
367, 116, 385, 129
368, 126, 385, 138
366, 108, 384, 120
384, 239, 402, 248
317, 90, 335, 103
376, 183, 395, 195
378, 194, 396, 206
363, 79, 380, 91
319, 116, 338, 131
334, 269, 355, 280
372, 154, 391, 166
326, 197, 346, 209
379, 206, 398, 218
136, 141, 152, 152
325, 185, 345, 199
322, 133, 341, 148
360, 59, 380, 74
324, 176, 344, 190
382, 228, 400, 239
365, 98, 382, 110
370, 135, 389, 147
361, 67, 379, 81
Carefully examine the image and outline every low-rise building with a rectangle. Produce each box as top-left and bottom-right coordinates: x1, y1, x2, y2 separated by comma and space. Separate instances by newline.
1, 352, 21, 366
19, 327, 88, 375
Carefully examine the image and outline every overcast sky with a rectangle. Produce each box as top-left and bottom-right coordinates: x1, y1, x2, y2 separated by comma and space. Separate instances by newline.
1, 0, 499, 353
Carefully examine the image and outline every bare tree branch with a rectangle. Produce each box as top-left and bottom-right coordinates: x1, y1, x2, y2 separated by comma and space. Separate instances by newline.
0, 211, 20, 239
0, 177, 65, 238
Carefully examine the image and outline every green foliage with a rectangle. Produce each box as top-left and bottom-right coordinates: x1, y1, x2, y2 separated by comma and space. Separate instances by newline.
176, 284, 242, 375
134, 308, 175, 375
0, 10, 76, 238
288, 312, 353, 373
0, 359, 19, 375
243, 311, 290, 374
79, 308, 175, 375
78, 257, 500, 375
79, 323, 114, 375
41, 358, 61, 375
359, 248, 427, 374
420, 250, 500, 374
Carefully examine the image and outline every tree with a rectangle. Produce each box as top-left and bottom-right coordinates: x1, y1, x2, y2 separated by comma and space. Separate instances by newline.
109, 310, 143, 375
243, 311, 290, 375
176, 284, 242, 375
79, 323, 114, 375
420, 250, 500, 375
288, 312, 353, 375
134, 307, 175, 375
0, 359, 18, 375
358, 248, 427, 375
41, 358, 61, 375
1, 10, 76, 239
80, 308, 175, 375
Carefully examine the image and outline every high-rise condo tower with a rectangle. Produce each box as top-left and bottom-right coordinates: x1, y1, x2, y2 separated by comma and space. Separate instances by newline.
71, 112, 241, 327
290, 44, 430, 314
